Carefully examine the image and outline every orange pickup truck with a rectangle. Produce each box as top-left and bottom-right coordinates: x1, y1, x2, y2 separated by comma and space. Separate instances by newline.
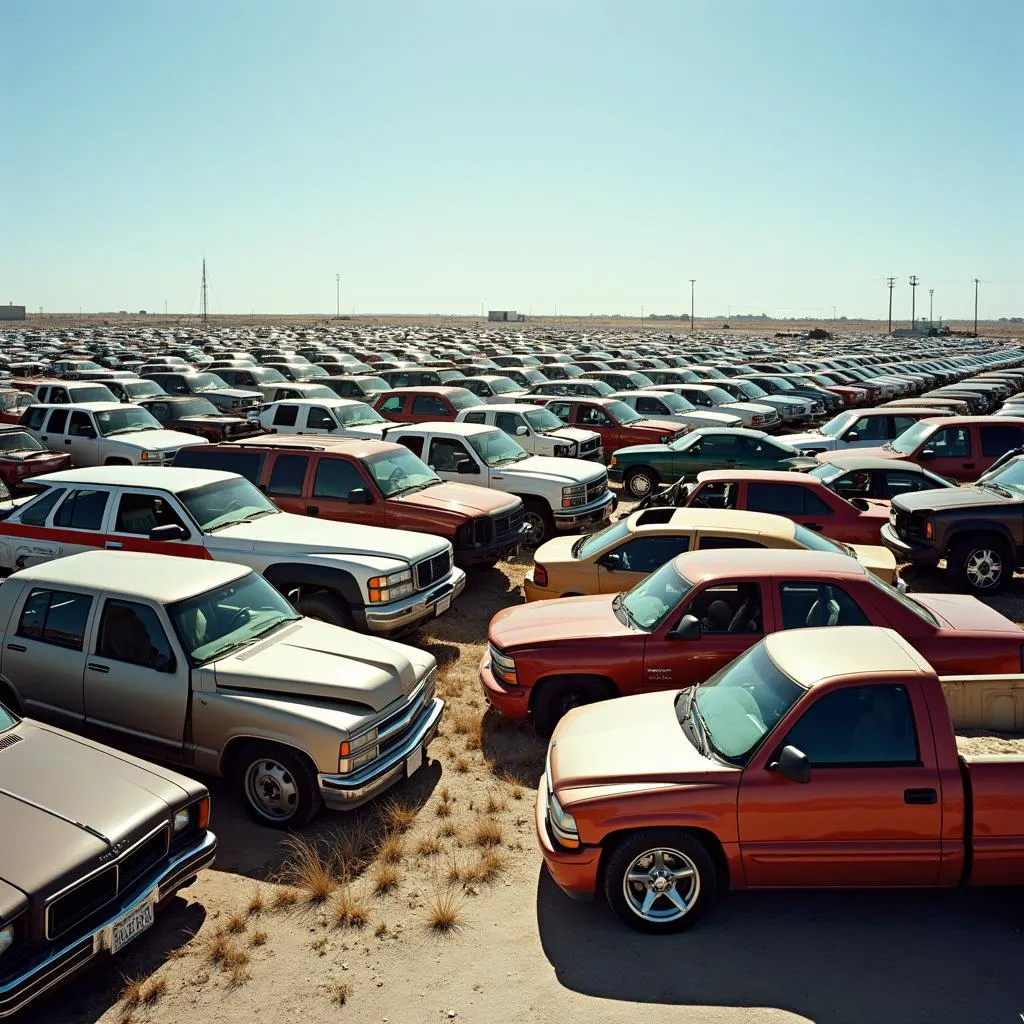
536, 626, 1024, 933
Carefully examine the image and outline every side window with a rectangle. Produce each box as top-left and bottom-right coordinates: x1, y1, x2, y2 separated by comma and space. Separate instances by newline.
636, 396, 666, 415
850, 415, 889, 441
148, 402, 171, 423
687, 582, 763, 634
273, 404, 299, 427
267, 454, 310, 497
114, 493, 189, 536
747, 483, 803, 515
171, 449, 265, 481
98, 600, 175, 672
614, 535, 691, 573
981, 425, 1024, 457
546, 402, 571, 423
412, 396, 448, 416
312, 458, 366, 500
697, 535, 765, 550
802, 489, 833, 516
54, 489, 109, 531
18, 487, 66, 527
892, 415, 919, 436
68, 411, 94, 436
578, 406, 611, 427
396, 435, 424, 457
779, 581, 871, 629
885, 470, 932, 497
690, 481, 736, 510
17, 588, 93, 651
495, 412, 522, 435
703, 434, 741, 457
306, 406, 335, 430
23, 408, 47, 431
428, 438, 472, 472
462, 411, 487, 425
167, 376, 188, 394
45, 409, 69, 434
929, 426, 970, 457
784, 685, 919, 766
379, 396, 405, 414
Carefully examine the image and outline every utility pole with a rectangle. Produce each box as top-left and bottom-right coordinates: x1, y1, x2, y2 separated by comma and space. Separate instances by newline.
689, 279, 696, 331
909, 275, 919, 331
336, 273, 340, 318
200, 258, 209, 322
640, 305, 644, 328
929, 288, 934, 329
974, 278, 980, 337
886, 277, 896, 334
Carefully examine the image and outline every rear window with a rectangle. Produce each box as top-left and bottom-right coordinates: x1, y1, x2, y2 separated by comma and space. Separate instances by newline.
172, 448, 266, 483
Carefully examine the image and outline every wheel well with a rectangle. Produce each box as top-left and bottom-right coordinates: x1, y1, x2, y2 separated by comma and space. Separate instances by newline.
104, 457, 132, 465
946, 529, 1015, 559
625, 464, 658, 478
598, 825, 730, 893
262, 562, 363, 608
219, 735, 320, 780
529, 673, 618, 713
0, 678, 23, 715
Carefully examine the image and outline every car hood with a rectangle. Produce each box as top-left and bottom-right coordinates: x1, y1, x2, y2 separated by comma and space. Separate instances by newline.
490, 593, 628, 649
679, 411, 744, 428
726, 401, 778, 416
780, 455, 820, 471
849, 543, 898, 584
912, 592, 1022, 635
550, 427, 598, 443
0, 449, 69, 464
816, 446, 898, 465
549, 690, 734, 797
628, 418, 688, 437
894, 485, 1020, 514
780, 430, 836, 449
491, 456, 605, 485
107, 429, 208, 451
530, 533, 581, 569
343, 423, 391, 439
203, 387, 262, 400
397, 482, 518, 516
213, 619, 433, 712
175, 414, 244, 426
215, 511, 448, 562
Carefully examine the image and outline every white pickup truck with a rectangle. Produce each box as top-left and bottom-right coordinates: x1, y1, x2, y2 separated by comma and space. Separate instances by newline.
257, 397, 396, 440
0, 466, 465, 636
385, 422, 614, 545
0, 551, 443, 828
455, 404, 604, 461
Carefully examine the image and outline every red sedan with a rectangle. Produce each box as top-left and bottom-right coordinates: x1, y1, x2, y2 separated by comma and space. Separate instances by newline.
0, 427, 71, 489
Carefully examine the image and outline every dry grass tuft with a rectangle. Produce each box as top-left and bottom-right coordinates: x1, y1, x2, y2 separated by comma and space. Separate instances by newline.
424, 881, 466, 935
375, 830, 406, 865
250, 928, 268, 948
272, 886, 301, 911
381, 795, 418, 834
372, 862, 402, 896
227, 963, 252, 988
485, 791, 508, 814
437, 820, 458, 840
417, 836, 441, 857
470, 818, 505, 848
224, 911, 248, 935
455, 755, 470, 773
119, 975, 145, 1012
279, 835, 337, 904
465, 848, 506, 884
330, 818, 376, 877
435, 799, 453, 819
333, 885, 369, 929
335, 981, 353, 1005
375, 921, 389, 938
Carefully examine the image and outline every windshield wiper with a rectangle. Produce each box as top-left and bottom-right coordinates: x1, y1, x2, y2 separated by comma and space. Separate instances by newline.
980, 481, 1015, 498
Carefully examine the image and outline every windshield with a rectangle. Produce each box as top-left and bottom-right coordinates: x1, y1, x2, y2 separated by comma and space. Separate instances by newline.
655, 392, 696, 413
524, 408, 564, 433
171, 398, 220, 417
606, 400, 641, 423
95, 407, 162, 435
468, 429, 529, 466
689, 642, 803, 763
178, 478, 279, 531
703, 387, 735, 405
888, 421, 934, 455
336, 402, 386, 426
792, 522, 851, 555
250, 367, 287, 383
74, 386, 117, 402
125, 381, 164, 398
578, 517, 632, 560
367, 448, 440, 497
354, 376, 388, 393
808, 463, 845, 485
619, 560, 692, 631
736, 380, 768, 399
450, 390, 485, 410
519, 369, 546, 384
490, 378, 521, 394
0, 700, 17, 730
984, 458, 1024, 492
865, 572, 942, 626
0, 431, 43, 453
818, 411, 857, 438
169, 572, 299, 664
189, 372, 229, 391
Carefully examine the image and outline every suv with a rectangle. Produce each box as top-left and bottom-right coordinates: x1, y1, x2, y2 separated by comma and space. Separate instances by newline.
33, 380, 118, 405
20, 402, 206, 466
374, 386, 485, 423
457, 375, 529, 404
386, 422, 614, 546
319, 374, 390, 401
139, 396, 268, 442
257, 398, 394, 439
104, 378, 168, 403
141, 371, 262, 414
455, 403, 603, 460
542, 397, 688, 455
175, 436, 527, 566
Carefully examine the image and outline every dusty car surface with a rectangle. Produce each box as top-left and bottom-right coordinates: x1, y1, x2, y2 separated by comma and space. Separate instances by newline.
536, 626, 1024, 932
0, 696, 215, 1016
0, 551, 444, 828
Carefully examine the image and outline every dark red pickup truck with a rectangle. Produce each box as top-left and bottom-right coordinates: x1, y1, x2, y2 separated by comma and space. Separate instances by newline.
541, 398, 688, 456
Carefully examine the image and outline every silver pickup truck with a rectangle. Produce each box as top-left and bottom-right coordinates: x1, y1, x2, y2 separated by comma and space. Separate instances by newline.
0, 550, 444, 828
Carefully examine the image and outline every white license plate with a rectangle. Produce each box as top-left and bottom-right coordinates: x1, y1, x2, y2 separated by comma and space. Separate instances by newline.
406, 745, 424, 777
110, 899, 154, 954
434, 595, 452, 617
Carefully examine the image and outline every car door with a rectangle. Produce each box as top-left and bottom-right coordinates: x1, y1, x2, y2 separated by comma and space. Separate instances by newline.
737, 680, 942, 886
105, 489, 208, 556
39, 407, 69, 452
745, 481, 835, 534
303, 405, 337, 435
65, 409, 101, 466
308, 455, 378, 524
425, 436, 478, 483
596, 534, 693, 593
377, 394, 408, 421
978, 423, 1024, 474
3, 585, 94, 728
412, 395, 450, 422
262, 453, 313, 514
83, 597, 188, 758
917, 424, 974, 481
48, 487, 112, 557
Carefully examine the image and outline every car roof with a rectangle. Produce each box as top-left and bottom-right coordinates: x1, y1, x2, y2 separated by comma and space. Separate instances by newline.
28, 401, 130, 412
223, 435, 394, 457
918, 415, 1024, 426
623, 507, 798, 539
764, 626, 932, 687
380, 386, 470, 395
10, 550, 249, 602
696, 468, 823, 483
394, 421, 492, 437
670, 547, 864, 583
25, 465, 238, 489
263, 397, 364, 407
815, 456, 932, 472
468, 403, 550, 415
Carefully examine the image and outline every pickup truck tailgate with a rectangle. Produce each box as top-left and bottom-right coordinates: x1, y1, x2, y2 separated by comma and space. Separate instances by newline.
962, 755, 1024, 886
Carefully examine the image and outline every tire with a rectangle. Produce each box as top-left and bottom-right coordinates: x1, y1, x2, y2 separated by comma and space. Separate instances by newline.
624, 467, 660, 500
949, 536, 1014, 594
603, 828, 716, 934
231, 742, 323, 829
523, 499, 555, 548
532, 676, 614, 737
295, 589, 353, 627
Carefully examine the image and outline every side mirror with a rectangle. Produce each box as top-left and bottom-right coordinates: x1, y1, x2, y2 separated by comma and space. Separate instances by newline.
515, 425, 529, 436
845, 429, 860, 442
668, 613, 702, 640
596, 552, 621, 571
149, 524, 186, 542
456, 459, 480, 475
768, 744, 811, 784
347, 487, 373, 504
687, 447, 700, 456
919, 448, 935, 461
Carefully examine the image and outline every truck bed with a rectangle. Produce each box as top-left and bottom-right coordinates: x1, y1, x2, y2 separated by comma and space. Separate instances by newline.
956, 732, 1024, 756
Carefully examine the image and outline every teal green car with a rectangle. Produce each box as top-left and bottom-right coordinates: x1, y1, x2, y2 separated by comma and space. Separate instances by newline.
608, 427, 818, 499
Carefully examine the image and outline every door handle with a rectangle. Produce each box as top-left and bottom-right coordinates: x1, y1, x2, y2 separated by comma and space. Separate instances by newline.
904, 787, 937, 805
87, 663, 109, 673
105, 541, 123, 550
964, 463, 975, 469
306, 506, 319, 515
6, 643, 25, 653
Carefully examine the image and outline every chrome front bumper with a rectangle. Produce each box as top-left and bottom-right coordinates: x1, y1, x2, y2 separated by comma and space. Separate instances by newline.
553, 490, 615, 529
363, 566, 467, 635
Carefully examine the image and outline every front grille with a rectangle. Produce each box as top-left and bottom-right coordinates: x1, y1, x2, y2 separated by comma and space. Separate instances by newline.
414, 550, 453, 590
376, 669, 436, 758
492, 504, 525, 543
585, 474, 607, 504
119, 826, 170, 892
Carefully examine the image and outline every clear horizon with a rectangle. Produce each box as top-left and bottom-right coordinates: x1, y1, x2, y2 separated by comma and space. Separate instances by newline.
4, 1, 1022, 319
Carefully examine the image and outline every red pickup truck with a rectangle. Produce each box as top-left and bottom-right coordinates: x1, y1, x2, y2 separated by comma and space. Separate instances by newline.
373, 386, 484, 423
536, 625, 1024, 932
541, 398, 688, 456
481, 548, 1023, 734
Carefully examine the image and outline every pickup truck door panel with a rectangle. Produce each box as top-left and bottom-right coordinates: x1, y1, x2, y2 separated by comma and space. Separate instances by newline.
916, 425, 977, 482
737, 679, 943, 886
104, 489, 211, 558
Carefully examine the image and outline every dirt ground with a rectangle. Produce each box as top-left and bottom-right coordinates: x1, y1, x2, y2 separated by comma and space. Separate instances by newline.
18, 509, 1024, 1024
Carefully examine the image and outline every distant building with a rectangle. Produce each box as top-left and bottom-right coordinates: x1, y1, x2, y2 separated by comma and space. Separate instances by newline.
0, 304, 26, 321
488, 310, 526, 322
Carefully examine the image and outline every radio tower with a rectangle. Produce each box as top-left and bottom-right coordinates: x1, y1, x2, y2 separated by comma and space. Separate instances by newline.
200, 258, 209, 322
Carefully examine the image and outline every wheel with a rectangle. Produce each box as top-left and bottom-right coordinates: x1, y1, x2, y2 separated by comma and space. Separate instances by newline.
624, 467, 659, 500
523, 500, 555, 548
603, 828, 716, 934
532, 677, 613, 736
295, 589, 353, 626
232, 743, 322, 828
949, 536, 1013, 594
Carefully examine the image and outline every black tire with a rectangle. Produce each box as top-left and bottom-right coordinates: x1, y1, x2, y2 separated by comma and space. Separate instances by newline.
296, 589, 353, 627
532, 676, 614, 737
624, 467, 660, 500
230, 742, 323, 829
949, 536, 1014, 594
603, 828, 716, 934
523, 499, 555, 548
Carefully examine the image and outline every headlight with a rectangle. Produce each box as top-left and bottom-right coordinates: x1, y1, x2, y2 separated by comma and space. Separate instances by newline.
368, 570, 414, 602
555, 444, 570, 456
752, 415, 764, 425
0, 923, 14, 958
139, 450, 162, 462
784, 405, 795, 414
489, 644, 517, 685
173, 809, 191, 833
339, 728, 379, 773
561, 483, 587, 508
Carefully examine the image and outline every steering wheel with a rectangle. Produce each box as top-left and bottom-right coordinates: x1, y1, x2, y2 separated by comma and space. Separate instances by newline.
386, 467, 407, 490
224, 607, 252, 632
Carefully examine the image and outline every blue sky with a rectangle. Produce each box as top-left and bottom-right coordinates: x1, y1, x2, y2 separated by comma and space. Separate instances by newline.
3, 0, 1021, 319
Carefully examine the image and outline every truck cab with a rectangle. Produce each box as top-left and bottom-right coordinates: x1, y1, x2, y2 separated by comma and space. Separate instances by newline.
455, 403, 603, 460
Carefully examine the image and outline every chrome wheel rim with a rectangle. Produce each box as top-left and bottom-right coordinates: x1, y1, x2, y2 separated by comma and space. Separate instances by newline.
523, 510, 547, 547
244, 758, 298, 821
965, 548, 1003, 589
623, 846, 699, 923
628, 473, 653, 497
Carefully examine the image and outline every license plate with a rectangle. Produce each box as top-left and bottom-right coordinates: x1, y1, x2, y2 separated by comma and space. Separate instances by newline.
434, 595, 452, 617
406, 745, 424, 777
109, 899, 154, 954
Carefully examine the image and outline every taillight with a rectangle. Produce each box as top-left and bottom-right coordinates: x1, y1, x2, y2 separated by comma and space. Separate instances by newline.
534, 564, 548, 587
